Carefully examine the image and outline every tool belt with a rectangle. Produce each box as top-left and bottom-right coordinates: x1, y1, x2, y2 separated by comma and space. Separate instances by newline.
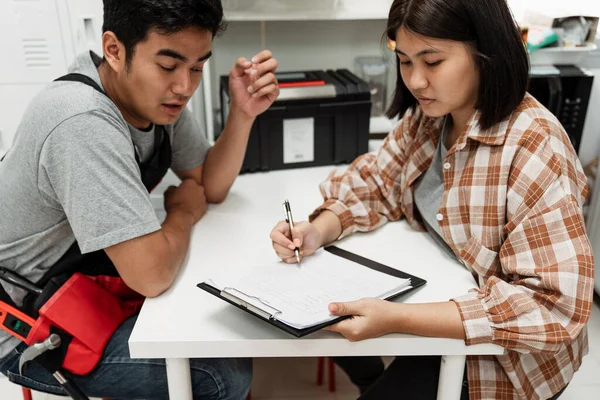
0, 252, 144, 375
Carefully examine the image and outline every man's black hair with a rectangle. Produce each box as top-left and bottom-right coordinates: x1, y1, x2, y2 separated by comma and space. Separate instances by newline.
102, 0, 226, 66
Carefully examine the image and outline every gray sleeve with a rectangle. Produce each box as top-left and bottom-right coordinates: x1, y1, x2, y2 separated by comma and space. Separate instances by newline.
38, 111, 161, 254
169, 108, 212, 172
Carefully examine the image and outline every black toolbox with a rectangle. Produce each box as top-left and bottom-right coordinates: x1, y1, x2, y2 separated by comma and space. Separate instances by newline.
219, 69, 372, 173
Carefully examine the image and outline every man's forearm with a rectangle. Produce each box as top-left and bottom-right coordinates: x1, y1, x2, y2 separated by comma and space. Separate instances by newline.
202, 107, 255, 202
152, 208, 196, 293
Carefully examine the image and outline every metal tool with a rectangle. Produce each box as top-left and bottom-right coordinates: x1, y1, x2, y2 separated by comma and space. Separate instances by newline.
19, 334, 90, 400
19, 334, 61, 374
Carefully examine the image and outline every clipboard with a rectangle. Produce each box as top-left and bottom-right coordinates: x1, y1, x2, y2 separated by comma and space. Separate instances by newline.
197, 246, 427, 337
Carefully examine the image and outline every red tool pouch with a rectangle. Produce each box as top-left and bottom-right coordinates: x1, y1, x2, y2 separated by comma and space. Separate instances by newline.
23, 273, 143, 375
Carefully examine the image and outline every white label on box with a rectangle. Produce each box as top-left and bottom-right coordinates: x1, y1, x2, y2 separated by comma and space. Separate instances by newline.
283, 118, 314, 164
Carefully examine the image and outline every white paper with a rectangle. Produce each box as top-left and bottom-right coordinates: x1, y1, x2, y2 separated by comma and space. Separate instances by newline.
283, 118, 314, 164
206, 249, 411, 329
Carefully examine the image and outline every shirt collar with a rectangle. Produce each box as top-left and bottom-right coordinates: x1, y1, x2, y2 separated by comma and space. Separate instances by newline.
453, 109, 510, 149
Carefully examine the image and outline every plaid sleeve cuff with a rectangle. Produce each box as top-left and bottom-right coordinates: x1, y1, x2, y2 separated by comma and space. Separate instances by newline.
309, 199, 357, 240
452, 291, 494, 346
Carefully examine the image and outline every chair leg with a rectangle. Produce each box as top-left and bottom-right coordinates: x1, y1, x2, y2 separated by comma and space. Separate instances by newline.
316, 356, 325, 386
21, 386, 110, 400
327, 357, 336, 393
22, 388, 32, 400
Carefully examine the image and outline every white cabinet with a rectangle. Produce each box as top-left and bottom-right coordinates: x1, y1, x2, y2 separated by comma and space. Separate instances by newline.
0, 0, 69, 84
584, 154, 600, 296
58, 0, 103, 64
0, 0, 106, 152
0, 0, 74, 150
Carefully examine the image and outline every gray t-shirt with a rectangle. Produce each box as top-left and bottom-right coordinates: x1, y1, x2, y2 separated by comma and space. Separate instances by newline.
0, 51, 211, 357
414, 117, 456, 259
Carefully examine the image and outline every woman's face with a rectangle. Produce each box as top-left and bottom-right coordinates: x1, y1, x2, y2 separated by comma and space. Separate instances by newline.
394, 27, 480, 123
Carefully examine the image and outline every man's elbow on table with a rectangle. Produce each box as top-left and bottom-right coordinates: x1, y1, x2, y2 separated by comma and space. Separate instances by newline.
105, 232, 182, 298
202, 171, 232, 204
125, 270, 175, 298
204, 187, 229, 204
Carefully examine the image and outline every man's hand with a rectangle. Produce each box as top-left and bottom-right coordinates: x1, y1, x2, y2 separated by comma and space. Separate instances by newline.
229, 50, 279, 118
324, 298, 398, 342
163, 178, 207, 223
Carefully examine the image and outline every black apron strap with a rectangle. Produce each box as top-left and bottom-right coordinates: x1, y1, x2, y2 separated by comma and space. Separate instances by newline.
54, 73, 107, 96
138, 125, 172, 192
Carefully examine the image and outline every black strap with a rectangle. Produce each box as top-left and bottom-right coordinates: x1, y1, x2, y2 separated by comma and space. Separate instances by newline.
54, 73, 107, 96
136, 125, 172, 192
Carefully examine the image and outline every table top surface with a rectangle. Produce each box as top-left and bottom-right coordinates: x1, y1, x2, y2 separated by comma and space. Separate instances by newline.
129, 166, 503, 359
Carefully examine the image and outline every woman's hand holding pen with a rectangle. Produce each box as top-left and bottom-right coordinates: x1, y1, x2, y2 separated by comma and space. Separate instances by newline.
270, 210, 344, 264
270, 221, 321, 264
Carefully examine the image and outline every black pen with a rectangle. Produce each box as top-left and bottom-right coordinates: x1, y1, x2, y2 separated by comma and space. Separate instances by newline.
283, 200, 301, 265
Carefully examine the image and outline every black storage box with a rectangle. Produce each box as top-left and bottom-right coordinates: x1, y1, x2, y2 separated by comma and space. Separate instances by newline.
220, 69, 372, 173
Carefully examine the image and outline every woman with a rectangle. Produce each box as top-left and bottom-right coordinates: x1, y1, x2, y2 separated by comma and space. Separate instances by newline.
269, 0, 594, 399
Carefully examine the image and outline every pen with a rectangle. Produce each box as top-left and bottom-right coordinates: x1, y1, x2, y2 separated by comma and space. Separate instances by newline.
282, 199, 301, 265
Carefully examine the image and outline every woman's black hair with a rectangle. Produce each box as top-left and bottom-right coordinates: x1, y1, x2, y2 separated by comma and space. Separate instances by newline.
385, 0, 529, 130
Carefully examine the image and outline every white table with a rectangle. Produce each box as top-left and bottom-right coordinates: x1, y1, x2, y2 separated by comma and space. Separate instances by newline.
129, 166, 503, 400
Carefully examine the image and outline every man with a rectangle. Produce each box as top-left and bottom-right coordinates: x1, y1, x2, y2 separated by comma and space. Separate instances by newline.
0, 0, 279, 398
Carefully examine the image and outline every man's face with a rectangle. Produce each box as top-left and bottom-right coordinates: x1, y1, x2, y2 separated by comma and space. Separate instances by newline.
118, 27, 213, 127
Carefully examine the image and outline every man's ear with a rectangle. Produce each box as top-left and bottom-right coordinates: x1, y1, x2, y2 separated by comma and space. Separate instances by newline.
102, 31, 127, 73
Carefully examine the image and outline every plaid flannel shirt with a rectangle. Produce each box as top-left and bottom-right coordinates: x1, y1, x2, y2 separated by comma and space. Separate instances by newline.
311, 94, 594, 399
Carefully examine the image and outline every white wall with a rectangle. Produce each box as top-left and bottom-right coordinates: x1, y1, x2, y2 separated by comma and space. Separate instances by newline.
2, 0, 600, 154
508, 0, 600, 23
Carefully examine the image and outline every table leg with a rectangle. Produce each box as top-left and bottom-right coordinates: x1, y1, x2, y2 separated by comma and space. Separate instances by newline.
436, 355, 466, 400
166, 358, 193, 400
